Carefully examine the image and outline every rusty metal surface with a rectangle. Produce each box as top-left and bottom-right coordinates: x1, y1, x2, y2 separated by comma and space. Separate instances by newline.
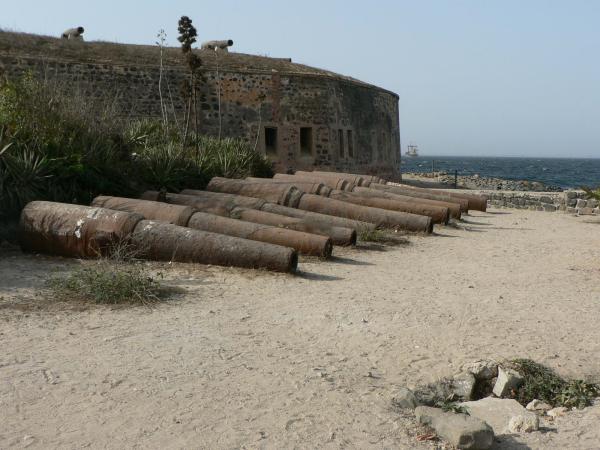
19, 201, 143, 258
391, 184, 487, 212
258, 203, 376, 232
131, 220, 297, 273
187, 212, 332, 257
274, 173, 351, 191
206, 177, 303, 207
296, 194, 433, 233
329, 190, 449, 225
92, 196, 195, 226
292, 172, 358, 191
311, 170, 366, 187
231, 207, 356, 246
142, 191, 266, 217
168, 188, 376, 232
369, 183, 469, 212
352, 186, 462, 220
245, 177, 332, 197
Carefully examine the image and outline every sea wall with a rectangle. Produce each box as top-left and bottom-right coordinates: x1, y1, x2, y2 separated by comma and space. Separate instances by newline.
467, 190, 599, 215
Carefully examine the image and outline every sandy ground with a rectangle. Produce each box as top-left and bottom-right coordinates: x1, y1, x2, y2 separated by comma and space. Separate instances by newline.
1, 208, 600, 449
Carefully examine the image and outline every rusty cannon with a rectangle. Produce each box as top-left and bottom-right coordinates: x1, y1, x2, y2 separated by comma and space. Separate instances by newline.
100, 195, 334, 257
92, 196, 195, 226
205, 178, 433, 233
390, 183, 488, 212
186, 211, 333, 257
273, 173, 353, 191
307, 170, 367, 187
245, 177, 332, 197
148, 189, 374, 234
19, 201, 142, 258
131, 220, 298, 272
143, 190, 356, 246
245, 178, 449, 224
351, 186, 462, 220
19, 201, 298, 273
368, 183, 470, 212
327, 190, 450, 225
207, 177, 304, 206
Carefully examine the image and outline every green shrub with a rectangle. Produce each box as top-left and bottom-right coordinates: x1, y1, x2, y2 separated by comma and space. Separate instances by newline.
510, 359, 600, 408
0, 75, 273, 226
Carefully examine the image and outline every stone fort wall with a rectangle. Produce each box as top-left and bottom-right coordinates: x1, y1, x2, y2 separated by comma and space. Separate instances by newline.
0, 32, 401, 176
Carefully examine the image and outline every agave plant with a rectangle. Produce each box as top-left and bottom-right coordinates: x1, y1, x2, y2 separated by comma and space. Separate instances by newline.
0, 143, 52, 218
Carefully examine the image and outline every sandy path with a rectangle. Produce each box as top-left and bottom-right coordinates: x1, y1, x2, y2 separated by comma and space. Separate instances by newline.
1, 209, 600, 449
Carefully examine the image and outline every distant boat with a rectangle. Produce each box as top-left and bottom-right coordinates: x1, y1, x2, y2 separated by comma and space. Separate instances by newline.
406, 145, 419, 157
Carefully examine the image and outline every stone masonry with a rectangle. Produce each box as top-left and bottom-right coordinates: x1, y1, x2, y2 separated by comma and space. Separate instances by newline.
0, 31, 401, 177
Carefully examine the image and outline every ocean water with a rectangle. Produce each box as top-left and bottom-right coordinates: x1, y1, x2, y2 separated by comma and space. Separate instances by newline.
401, 156, 600, 189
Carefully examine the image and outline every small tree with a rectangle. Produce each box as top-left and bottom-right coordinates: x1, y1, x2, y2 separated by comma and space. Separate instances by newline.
177, 16, 202, 145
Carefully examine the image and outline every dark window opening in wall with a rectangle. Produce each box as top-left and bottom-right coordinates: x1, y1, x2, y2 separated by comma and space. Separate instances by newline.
300, 127, 313, 156
338, 129, 344, 158
265, 127, 277, 154
347, 130, 354, 157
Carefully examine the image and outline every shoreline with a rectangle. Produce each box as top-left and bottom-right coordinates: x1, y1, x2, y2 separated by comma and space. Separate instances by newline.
401, 171, 564, 191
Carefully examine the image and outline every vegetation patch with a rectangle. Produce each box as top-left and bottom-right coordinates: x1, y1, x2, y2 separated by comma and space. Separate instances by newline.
47, 243, 166, 306
509, 359, 600, 409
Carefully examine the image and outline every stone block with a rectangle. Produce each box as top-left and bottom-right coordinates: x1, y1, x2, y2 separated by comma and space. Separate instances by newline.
587, 199, 599, 208
391, 387, 418, 409
578, 207, 596, 215
576, 199, 587, 208
415, 406, 494, 449
460, 397, 534, 434
566, 191, 578, 200
539, 196, 552, 204
543, 204, 556, 212
492, 367, 524, 397
567, 207, 577, 214
463, 360, 498, 380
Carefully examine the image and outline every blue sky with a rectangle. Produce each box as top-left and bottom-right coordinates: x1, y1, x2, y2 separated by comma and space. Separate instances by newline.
2, 0, 599, 157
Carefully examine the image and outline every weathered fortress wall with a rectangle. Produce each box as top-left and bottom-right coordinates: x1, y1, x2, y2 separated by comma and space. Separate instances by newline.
0, 32, 400, 176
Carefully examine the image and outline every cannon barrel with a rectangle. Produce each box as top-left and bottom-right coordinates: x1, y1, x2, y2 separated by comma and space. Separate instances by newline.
273, 173, 351, 191
296, 194, 433, 233
132, 220, 297, 272
369, 183, 470, 212
92, 196, 195, 226
351, 186, 462, 220
19, 201, 142, 258
207, 177, 303, 206
328, 190, 449, 225
187, 212, 332, 258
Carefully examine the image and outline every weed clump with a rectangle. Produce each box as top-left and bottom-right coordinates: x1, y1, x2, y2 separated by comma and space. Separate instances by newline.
47, 243, 164, 305
509, 359, 600, 409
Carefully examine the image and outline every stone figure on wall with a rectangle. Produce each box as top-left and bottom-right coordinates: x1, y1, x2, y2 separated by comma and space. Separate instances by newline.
61, 27, 85, 41
201, 39, 233, 53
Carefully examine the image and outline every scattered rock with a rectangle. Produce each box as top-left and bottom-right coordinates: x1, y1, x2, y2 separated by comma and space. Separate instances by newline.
578, 207, 596, 215
414, 374, 477, 405
452, 373, 477, 401
576, 199, 588, 209
492, 367, 524, 397
547, 406, 568, 418
464, 360, 498, 380
392, 387, 418, 410
508, 414, 539, 433
460, 397, 535, 434
526, 399, 552, 412
415, 406, 494, 449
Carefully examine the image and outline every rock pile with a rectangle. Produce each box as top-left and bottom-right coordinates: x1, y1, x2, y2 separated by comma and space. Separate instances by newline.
393, 359, 595, 449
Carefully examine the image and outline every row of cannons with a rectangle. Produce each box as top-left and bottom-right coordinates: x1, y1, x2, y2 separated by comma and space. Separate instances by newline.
19, 171, 487, 273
